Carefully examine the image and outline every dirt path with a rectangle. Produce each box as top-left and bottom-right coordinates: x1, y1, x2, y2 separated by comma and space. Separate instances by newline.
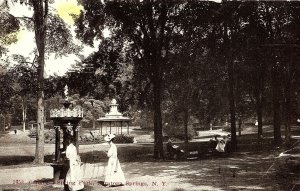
0, 150, 297, 191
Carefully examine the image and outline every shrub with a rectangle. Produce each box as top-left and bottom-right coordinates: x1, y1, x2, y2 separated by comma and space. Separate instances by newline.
45, 122, 53, 130
81, 120, 92, 129
29, 128, 36, 138
113, 134, 134, 144
44, 130, 55, 143
164, 125, 196, 141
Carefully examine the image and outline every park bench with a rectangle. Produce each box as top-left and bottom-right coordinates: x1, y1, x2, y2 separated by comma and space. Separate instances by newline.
186, 150, 199, 160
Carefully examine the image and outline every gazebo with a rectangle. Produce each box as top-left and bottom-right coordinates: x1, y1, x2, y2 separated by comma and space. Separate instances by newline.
97, 99, 131, 135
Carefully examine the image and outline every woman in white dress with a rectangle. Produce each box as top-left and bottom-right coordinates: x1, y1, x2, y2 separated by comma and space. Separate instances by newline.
65, 139, 84, 191
215, 136, 229, 153
104, 134, 126, 187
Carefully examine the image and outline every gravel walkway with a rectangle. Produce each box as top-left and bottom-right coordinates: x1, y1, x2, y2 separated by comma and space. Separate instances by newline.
0, 150, 298, 191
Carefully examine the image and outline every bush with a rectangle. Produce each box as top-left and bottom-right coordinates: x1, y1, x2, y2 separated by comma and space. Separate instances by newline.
113, 134, 134, 144
164, 125, 196, 141
45, 122, 53, 130
81, 120, 92, 129
44, 130, 55, 142
29, 128, 36, 138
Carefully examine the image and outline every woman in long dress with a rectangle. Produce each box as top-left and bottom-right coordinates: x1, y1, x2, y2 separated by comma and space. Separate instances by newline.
104, 134, 126, 187
215, 136, 229, 153
65, 139, 84, 191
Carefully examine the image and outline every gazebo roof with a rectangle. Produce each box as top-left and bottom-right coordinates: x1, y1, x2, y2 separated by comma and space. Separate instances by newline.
97, 116, 131, 122
97, 99, 131, 122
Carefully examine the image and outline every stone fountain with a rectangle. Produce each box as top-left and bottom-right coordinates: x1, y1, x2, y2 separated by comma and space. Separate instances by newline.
49, 85, 83, 183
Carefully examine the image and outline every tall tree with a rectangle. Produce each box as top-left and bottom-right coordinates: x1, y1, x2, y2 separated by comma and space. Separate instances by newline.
3, 0, 82, 163
1, 0, 48, 163
9, 58, 37, 132
239, 3, 268, 140
0, 2, 19, 56
0, 67, 14, 131
210, 2, 244, 150
76, 1, 192, 158
31, 0, 48, 163
260, 2, 294, 145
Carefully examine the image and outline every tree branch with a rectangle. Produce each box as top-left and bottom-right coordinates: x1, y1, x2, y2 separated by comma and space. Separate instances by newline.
15, 16, 33, 21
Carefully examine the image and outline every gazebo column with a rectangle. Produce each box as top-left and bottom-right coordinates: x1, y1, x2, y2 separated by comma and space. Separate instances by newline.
54, 126, 61, 162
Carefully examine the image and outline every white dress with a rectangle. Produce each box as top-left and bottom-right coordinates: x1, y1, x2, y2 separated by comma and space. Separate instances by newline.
104, 143, 126, 186
65, 143, 84, 191
216, 140, 226, 152
216, 139, 228, 153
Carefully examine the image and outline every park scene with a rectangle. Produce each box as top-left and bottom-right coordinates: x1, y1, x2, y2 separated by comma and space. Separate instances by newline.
0, 0, 300, 191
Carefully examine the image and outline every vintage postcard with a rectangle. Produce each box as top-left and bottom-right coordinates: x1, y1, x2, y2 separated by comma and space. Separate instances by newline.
0, 0, 299, 191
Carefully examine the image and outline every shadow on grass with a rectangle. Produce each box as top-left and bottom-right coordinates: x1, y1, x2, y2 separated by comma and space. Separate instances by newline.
0, 137, 290, 166
80, 145, 155, 163
0, 156, 35, 166
0, 155, 54, 166
1, 133, 300, 191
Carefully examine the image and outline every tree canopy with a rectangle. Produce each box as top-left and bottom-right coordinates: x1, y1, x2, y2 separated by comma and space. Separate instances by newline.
1, 1, 300, 159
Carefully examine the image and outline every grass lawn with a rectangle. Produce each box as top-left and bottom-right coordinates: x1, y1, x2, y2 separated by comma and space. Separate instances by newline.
1, 125, 300, 190
0, 144, 299, 191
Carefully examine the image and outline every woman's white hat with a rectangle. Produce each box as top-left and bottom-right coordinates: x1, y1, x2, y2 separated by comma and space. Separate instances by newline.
104, 134, 116, 142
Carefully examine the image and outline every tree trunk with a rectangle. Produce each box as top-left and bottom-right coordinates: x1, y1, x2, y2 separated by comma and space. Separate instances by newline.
272, 58, 282, 145
153, 77, 164, 159
256, 93, 263, 140
3, 116, 5, 132
33, 0, 48, 164
22, 96, 27, 132
228, 60, 237, 151
264, 3, 281, 145
238, 117, 242, 136
0, 113, 4, 132
284, 61, 291, 146
183, 108, 189, 144
224, 21, 237, 151
256, 60, 265, 141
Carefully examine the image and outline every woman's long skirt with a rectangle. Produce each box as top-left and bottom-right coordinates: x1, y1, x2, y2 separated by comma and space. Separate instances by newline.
104, 157, 126, 186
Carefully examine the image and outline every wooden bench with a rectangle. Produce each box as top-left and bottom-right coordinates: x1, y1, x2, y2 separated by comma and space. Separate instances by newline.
186, 151, 199, 160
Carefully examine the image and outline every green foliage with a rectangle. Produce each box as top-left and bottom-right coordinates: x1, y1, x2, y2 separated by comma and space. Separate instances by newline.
2, 1, 300, 148
113, 134, 134, 144
9, 61, 38, 95
0, 72, 14, 114
46, 14, 82, 57
44, 130, 55, 142
163, 125, 196, 141
29, 127, 36, 138
0, 10, 20, 47
81, 119, 92, 129
131, 109, 153, 129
